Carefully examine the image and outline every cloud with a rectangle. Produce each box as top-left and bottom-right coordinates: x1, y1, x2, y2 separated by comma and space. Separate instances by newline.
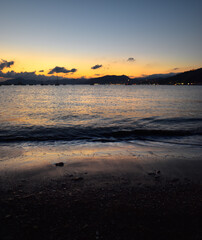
39, 70, 44, 72
172, 68, 179, 71
48, 66, 77, 74
0, 70, 59, 81
0, 70, 37, 79
0, 59, 14, 70
91, 64, 102, 70
141, 74, 147, 77
127, 57, 135, 62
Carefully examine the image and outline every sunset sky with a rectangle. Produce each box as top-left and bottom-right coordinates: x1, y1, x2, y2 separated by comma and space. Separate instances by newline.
0, 0, 201, 79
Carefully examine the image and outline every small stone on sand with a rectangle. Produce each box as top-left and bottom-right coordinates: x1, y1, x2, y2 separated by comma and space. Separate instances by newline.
55, 162, 64, 167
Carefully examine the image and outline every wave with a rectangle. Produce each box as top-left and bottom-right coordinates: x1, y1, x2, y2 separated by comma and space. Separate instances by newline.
149, 117, 202, 124
135, 117, 202, 125
0, 126, 201, 143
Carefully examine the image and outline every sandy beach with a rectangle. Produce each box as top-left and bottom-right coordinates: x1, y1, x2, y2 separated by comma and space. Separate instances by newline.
1, 0, 202, 237
0, 146, 202, 240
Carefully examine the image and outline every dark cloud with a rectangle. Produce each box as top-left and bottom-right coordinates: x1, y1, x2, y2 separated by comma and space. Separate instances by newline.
0, 59, 14, 70
91, 64, 102, 70
48, 66, 77, 74
127, 57, 135, 62
39, 70, 44, 72
172, 68, 179, 70
0, 70, 59, 81
0, 70, 34, 79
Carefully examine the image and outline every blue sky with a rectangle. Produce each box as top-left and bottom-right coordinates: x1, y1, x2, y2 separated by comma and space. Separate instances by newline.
0, 0, 201, 78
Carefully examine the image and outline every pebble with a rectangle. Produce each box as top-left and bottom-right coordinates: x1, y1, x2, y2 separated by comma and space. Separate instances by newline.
147, 172, 156, 176
55, 162, 64, 167
147, 170, 161, 177
72, 177, 83, 182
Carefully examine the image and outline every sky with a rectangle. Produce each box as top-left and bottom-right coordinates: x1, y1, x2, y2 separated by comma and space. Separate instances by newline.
0, 0, 202, 79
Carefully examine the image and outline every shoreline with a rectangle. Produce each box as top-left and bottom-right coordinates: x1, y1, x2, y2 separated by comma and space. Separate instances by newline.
0, 141, 202, 239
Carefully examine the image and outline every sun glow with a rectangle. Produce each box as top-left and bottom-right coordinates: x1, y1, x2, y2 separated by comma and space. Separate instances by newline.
0, 49, 196, 79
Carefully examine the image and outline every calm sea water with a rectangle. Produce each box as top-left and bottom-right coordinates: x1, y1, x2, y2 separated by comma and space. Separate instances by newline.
0, 85, 202, 177
0, 85, 201, 145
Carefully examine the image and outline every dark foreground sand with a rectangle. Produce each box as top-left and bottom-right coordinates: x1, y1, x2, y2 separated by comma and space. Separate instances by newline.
0, 169, 202, 240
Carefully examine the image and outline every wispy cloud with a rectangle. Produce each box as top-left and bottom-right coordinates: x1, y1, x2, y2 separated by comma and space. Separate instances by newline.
48, 66, 77, 74
127, 57, 135, 62
91, 64, 102, 70
39, 70, 44, 72
0, 59, 14, 70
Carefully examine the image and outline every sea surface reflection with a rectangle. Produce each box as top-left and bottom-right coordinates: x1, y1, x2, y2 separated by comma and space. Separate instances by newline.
0, 85, 201, 180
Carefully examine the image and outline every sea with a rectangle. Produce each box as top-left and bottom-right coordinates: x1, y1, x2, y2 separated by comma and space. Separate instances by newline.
0, 85, 202, 181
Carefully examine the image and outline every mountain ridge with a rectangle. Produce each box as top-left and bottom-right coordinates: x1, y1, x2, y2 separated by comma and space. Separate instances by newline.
0, 68, 201, 85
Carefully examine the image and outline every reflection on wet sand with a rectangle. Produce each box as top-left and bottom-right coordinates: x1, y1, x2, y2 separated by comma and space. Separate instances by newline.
0, 141, 202, 188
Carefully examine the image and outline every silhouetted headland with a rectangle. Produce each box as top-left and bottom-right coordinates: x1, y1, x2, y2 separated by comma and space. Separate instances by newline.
1, 68, 202, 85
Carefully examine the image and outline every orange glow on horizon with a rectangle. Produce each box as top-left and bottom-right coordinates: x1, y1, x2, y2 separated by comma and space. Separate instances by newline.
0, 49, 197, 79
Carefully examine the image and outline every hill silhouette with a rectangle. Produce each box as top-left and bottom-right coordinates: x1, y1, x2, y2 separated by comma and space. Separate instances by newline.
88, 75, 131, 85
142, 68, 202, 85
0, 68, 201, 85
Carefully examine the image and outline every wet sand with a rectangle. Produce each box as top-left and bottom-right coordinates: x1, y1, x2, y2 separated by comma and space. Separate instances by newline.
1, 164, 202, 240
0, 142, 202, 240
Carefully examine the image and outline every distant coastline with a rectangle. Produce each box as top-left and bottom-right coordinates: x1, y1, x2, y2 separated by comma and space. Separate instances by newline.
0, 68, 202, 86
